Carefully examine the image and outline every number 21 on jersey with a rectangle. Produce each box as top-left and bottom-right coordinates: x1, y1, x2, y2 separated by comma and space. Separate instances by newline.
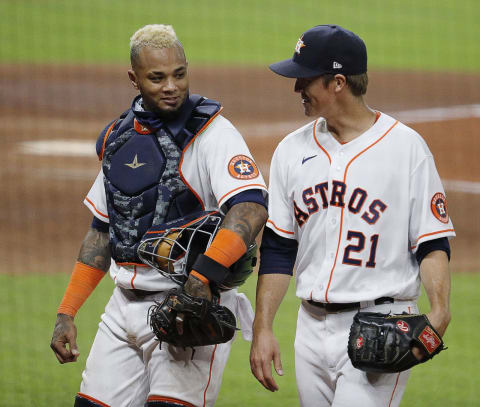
343, 231, 379, 268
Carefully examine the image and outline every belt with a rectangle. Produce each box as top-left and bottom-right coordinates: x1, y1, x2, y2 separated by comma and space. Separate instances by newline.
306, 297, 394, 313
119, 287, 162, 299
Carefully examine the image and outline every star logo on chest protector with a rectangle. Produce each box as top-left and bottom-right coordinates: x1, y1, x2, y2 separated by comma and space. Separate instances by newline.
125, 154, 146, 169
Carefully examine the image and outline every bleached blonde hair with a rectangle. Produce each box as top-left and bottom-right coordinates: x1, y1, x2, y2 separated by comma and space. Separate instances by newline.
130, 24, 181, 65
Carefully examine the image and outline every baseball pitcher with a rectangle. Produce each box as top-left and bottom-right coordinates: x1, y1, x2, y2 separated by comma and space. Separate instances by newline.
250, 25, 454, 407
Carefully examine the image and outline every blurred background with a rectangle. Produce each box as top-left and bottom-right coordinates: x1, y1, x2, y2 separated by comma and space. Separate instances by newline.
1, 1, 479, 405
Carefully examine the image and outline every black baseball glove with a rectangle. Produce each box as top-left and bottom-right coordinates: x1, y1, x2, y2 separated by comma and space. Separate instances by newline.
148, 288, 237, 348
348, 312, 445, 373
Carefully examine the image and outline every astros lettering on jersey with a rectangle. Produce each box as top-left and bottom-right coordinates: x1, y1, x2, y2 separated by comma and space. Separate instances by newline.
266, 112, 455, 303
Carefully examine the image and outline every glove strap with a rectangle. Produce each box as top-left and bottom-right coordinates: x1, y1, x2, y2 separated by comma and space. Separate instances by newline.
192, 254, 230, 285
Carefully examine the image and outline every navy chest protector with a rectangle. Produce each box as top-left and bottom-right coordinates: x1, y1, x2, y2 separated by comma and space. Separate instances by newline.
97, 95, 221, 264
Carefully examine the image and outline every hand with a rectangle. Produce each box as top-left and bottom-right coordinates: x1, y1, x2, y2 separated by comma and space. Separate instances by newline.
50, 313, 80, 364
176, 272, 213, 335
412, 310, 450, 361
250, 327, 283, 392
183, 272, 212, 301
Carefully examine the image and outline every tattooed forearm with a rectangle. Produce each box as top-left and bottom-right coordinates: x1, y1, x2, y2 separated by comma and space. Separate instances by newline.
184, 274, 212, 300
221, 202, 268, 246
77, 227, 111, 271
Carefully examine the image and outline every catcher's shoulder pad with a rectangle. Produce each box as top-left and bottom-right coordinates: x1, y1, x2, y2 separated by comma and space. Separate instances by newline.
96, 109, 132, 160
185, 95, 222, 136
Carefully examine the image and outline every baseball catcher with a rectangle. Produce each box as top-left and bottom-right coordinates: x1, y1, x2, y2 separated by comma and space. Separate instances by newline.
138, 211, 257, 348
348, 311, 446, 373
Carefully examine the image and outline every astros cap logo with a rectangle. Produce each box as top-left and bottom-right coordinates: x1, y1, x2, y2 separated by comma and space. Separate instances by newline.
295, 36, 306, 54
228, 155, 259, 180
430, 192, 449, 223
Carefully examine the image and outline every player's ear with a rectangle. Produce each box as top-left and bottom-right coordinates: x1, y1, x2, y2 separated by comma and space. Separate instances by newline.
128, 70, 139, 90
333, 74, 347, 93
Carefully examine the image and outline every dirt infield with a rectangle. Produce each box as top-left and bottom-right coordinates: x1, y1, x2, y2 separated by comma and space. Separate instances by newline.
1, 64, 479, 274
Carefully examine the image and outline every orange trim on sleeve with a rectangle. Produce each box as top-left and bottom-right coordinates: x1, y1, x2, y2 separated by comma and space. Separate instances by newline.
267, 219, 295, 235
98, 120, 117, 161
178, 107, 224, 210
217, 184, 267, 207
85, 197, 109, 220
410, 229, 455, 250
77, 393, 110, 407
204, 228, 247, 268
57, 262, 106, 317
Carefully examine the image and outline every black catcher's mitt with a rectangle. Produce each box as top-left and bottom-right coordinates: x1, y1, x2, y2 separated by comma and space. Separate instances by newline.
148, 288, 237, 348
348, 312, 445, 373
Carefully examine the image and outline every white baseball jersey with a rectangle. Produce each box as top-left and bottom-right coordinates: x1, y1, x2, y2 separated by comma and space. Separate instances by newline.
84, 113, 267, 292
266, 112, 455, 303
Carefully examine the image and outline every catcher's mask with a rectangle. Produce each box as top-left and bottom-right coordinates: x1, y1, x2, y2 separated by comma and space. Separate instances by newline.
137, 211, 257, 288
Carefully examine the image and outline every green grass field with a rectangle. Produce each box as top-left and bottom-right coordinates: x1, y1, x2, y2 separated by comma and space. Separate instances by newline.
0, 272, 478, 406
1, 0, 480, 71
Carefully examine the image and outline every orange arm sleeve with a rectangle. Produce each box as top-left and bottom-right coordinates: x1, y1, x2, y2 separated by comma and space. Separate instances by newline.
204, 229, 247, 267
57, 262, 106, 317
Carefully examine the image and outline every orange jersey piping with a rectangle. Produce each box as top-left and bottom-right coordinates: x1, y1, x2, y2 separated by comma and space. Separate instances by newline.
267, 219, 295, 235
85, 197, 109, 220
178, 107, 224, 210
324, 120, 399, 303
410, 229, 455, 250
202, 344, 218, 407
312, 119, 332, 163
388, 373, 401, 407
116, 262, 148, 267
130, 265, 137, 289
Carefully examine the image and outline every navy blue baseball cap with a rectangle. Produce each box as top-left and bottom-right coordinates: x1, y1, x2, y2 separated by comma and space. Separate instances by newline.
270, 25, 367, 78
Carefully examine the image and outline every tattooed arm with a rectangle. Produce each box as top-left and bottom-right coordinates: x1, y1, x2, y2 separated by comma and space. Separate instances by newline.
220, 202, 269, 247
77, 227, 111, 271
184, 202, 268, 300
50, 227, 111, 364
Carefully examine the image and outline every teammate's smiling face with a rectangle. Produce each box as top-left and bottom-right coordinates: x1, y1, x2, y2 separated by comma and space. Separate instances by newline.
294, 75, 334, 117
128, 44, 189, 119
